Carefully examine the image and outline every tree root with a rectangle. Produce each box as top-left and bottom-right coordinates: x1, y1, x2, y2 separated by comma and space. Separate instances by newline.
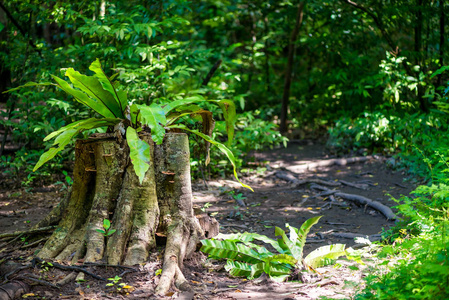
275, 171, 341, 187
333, 192, 396, 220
0, 281, 29, 300
285, 156, 373, 173
0, 227, 55, 241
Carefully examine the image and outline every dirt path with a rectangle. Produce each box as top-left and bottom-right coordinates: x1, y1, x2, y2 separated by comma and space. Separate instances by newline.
0, 142, 414, 299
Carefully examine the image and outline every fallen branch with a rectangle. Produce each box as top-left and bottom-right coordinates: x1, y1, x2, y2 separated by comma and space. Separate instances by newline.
331, 232, 382, 242
0, 227, 55, 240
334, 192, 396, 220
32, 258, 107, 281
285, 156, 372, 173
339, 180, 369, 190
275, 171, 340, 187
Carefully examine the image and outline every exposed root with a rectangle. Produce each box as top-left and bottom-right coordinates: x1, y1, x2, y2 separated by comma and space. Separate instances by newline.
334, 192, 396, 220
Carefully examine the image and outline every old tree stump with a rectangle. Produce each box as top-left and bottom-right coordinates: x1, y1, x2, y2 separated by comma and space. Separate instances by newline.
37, 132, 212, 295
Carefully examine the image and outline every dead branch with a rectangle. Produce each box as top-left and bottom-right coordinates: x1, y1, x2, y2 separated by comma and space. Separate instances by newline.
339, 180, 369, 190
275, 171, 341, 187
285, 156, 372, 173
0, 227, 55, 240
334, 192, 396, 220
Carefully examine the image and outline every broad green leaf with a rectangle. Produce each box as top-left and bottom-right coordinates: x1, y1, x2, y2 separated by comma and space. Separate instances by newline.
214, 100, 236, 146
162, 96, 206, 115
274, 226, 302, 261
304, 244, 346, 268
200, 239, 263, 264
65, 68, 124, 118
51, 75, 116, 118
103, 219, 111, 230
225, 260, 253, 278
216, 232, 285, 254
34, 118, 118, 172
265, 254, 298, 266
89, 59, 127, 113
44, 118, 119, 141
288, 216, 323, 261
4, 81, 54, 93
135, 104, 166, 144
126, 127, 151, 184
169, 124, 253, 191
33, 129, 79, 172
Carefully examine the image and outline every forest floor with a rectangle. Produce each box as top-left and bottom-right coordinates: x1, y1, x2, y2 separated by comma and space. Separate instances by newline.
0, 141, 416, 299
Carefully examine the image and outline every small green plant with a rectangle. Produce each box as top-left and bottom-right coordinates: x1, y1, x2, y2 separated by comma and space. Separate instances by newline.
39, 260, 53, 273
106, 275, 133, 293
200, 216, 348, 282
96, 219, 116, 237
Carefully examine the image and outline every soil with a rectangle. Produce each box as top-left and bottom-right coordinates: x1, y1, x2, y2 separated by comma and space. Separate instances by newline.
0, 141, 415, 299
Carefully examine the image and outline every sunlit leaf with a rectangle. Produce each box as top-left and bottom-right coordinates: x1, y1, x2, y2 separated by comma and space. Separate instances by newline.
126, 127, 151, 184
89, 59, 128, 114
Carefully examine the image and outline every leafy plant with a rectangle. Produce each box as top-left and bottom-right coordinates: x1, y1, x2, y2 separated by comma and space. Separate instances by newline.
7, 59, 251, 190
200, 216, 347, 282
96, 219, 116, 237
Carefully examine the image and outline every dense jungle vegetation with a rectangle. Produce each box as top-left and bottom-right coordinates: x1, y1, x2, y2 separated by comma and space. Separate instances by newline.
1, 0, 449, 298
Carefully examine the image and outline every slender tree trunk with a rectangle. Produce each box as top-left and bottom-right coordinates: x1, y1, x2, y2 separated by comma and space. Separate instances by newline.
415, 0, 426, 112
264, 16, 271, 94
280, 1, 305, 134
437, 0, 445, 87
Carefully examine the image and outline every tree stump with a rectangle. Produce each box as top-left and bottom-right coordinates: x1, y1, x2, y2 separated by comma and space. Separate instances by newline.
37, 132, 206, 294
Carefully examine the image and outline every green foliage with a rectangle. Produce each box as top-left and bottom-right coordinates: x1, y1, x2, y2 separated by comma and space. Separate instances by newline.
200, 217, 347, 281
10, 59, 248, 188
96, 219, 116, 237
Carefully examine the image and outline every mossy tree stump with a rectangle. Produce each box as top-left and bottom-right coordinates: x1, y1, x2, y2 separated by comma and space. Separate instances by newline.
37, 132, 205, 295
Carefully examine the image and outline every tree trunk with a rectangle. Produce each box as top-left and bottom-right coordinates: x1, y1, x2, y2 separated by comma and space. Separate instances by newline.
280, 1, 305, 134
37, 132, 206, 295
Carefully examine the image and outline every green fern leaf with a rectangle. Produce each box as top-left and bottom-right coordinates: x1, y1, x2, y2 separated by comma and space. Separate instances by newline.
304, 244, 346, 268
200, 239, 263, 264
126, 127, 151, 184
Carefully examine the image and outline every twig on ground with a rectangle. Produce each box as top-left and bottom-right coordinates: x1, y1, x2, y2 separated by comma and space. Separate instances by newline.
0, 227, 55, 240
16, 274, 60, 289
339, 180, 370, 190
32, 258, 107, 281
20, 238, 48, 249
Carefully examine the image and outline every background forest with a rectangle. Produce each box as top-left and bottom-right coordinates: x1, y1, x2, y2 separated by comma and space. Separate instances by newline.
1, 0, 449, 299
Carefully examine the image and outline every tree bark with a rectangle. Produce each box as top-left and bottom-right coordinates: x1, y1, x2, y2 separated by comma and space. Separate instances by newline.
437, 0, 445, 87
280, 1, 305, 134
36, 132, 206, 295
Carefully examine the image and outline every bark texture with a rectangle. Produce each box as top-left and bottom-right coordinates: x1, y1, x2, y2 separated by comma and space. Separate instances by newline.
37, 132, 207, 295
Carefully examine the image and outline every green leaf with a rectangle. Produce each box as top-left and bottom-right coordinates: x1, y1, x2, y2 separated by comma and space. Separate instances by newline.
225, 260, 253, 278
4, 81, 54, 93
65, 68, 125, 118
51, 75, 115, 118
89, 59, 127, 113
134, 104, 166, 145
288, 216, 323, 260
162, 96, 206, 115
274, 226, 301, 261
216, 232, 285, 254
44, 118, 119, 141
103, 219, 111, 230
304, 244, 346, 268
200, 239, 264, 264
126, 127, 151, 184
106, 229, 116, 236
96, 229, 106, 234
168, 124, 253, 191
214, 100, 236, 146
33, 128, 79, 172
